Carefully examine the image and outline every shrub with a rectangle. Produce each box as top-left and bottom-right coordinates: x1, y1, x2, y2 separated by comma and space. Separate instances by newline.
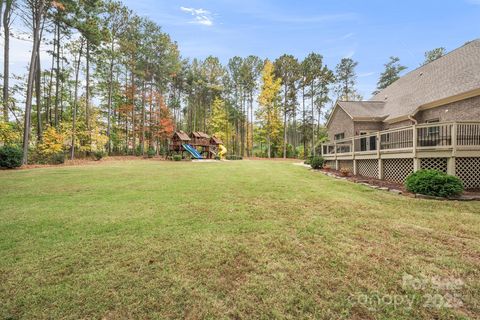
147, 148, 156, 158
93, 151, 106, 161
405, 169, 464, 197
304, 155, 313, 165
51, 152, 65, 164
339, 168, 351, 177
0, 145, 23, 168
310, 156, 324, 170
173, 154, 182, 161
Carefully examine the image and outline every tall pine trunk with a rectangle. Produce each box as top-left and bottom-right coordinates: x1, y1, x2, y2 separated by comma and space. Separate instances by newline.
23, 1, 44, 164
283, 82, 287, 158
54, 21, 60, 127
70, 40, 83, 160
2, 0, 12, 121
35, 54, 42, 141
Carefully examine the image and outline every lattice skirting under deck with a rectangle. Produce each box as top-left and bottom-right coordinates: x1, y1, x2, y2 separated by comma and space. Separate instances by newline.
357, 159, 378, 178
455, 157, 480, 189
420, 158, 448, 173
383, 158, 414, 183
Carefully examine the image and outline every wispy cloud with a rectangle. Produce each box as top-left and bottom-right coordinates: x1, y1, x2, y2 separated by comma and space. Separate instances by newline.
180, 6, 214, 26
340, 32, 355, 40
358, 72, 375, 78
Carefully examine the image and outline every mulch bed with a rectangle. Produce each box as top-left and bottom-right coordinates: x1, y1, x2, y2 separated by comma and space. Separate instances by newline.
316, 168, 480, 200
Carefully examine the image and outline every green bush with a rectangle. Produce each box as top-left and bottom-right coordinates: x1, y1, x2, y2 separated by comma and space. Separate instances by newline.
172, 154, 182, 161
50, 152, 65, 164
226, 155, 243, 160
310, 156, 324, 170
304, 155, 313, 165
93, 151, 106, 161
0, 145, 23, 168
147, 148, 156, 158
405, 169, 464, 197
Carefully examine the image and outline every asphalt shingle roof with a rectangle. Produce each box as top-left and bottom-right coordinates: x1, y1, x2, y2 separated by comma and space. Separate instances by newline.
334, 40, 480, 123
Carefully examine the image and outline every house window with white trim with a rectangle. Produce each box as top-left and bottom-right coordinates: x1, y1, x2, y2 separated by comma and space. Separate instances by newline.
334, 133, 345, 140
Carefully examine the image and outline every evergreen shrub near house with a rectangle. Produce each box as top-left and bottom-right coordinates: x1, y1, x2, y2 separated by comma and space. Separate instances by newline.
310, 156, 324, 170
405, 169, 464, 197
304, 155, 313, 165
172, 154, 182, 161
0, 145, 23, 168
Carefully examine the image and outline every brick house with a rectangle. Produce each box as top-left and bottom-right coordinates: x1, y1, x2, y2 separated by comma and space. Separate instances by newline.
322, 40, 480, 188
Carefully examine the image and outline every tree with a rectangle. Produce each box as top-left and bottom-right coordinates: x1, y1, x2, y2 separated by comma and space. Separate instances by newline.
422, 47, 446, 65
335, 58, 359, 102
209, 96, 230, 142
21, 0, 48, 164
257, 60, 282, 158
2, 0, 14, 122
274, 54, 299, 158
373, 56, 407, 95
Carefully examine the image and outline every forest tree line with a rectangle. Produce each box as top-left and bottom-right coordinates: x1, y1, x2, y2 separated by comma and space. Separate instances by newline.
0, 0, 449, 163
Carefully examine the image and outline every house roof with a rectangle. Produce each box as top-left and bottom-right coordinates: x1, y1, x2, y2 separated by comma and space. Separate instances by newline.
191, 131, 210, 139
326, 101, 387, 127
210, 136, 223, 145
373, 39, 480, 122
328, 39, 480, 125
173, 131, 190, 141
337, 101, 388, 119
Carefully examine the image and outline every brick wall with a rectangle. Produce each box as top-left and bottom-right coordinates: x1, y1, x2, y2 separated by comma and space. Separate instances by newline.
416, 95, 480, 123
327, 107, 354, 141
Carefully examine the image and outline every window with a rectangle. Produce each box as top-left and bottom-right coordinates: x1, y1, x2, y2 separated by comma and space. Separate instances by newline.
426, 118, 440, 135
334, 133, 345, 140
359, 131, 377, 151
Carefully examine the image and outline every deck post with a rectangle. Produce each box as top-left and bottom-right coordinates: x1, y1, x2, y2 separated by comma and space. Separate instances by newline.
377, 132, 383, 179
352, 137, 356, 175
448, 123, 457, 176
378, 159, 384, 180
447, 157, 456, 176
412, 124, 419, 172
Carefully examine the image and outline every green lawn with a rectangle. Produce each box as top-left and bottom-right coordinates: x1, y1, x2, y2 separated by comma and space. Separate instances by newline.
1, 159, 479, 319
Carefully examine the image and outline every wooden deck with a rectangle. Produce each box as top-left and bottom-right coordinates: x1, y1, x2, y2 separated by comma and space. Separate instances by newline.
322, 121, 480, 161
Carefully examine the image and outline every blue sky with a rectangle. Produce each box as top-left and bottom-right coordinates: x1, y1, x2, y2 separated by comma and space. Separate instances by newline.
125, 0, 480, 99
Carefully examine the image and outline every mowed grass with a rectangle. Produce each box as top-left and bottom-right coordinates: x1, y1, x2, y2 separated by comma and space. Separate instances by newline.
0, 159, 479, 319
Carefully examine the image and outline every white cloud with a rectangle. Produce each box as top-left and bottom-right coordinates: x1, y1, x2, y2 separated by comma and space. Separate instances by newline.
340, 32, 355, 40
358, 72, 375, 78
180, 6, 214, 26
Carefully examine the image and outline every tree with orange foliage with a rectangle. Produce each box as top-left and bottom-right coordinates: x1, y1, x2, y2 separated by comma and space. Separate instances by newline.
150, 92, 174, 155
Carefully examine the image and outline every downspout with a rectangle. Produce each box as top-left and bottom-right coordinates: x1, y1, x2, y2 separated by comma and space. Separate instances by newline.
408, 114, 418, 125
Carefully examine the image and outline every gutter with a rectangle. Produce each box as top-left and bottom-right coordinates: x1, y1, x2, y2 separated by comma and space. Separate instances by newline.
408, 114, 418, 125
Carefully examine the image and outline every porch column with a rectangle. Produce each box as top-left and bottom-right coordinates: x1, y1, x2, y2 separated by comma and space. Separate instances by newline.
448, 123, 457, 176
378, 159, 384, 180
353, 159, 357, 175
412, 124, 419, 172
447, 157, 456, 176
413, 158, 421, 172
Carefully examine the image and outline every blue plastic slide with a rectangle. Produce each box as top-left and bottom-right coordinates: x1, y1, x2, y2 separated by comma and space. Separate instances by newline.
182, 144, 203, 159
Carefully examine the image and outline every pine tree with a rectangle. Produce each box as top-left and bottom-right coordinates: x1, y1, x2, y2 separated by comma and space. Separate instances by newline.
373, 56, 407, 95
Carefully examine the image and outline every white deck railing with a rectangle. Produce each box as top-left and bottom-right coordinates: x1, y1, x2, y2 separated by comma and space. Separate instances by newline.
321, 121, 480, 157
